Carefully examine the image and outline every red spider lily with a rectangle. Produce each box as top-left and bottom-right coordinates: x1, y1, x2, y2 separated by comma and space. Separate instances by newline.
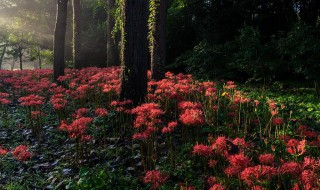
179, 183, 196, 190
0, 98, 10, 105
0, 92, 10, 104
95, 108, 108, 117
302, 157, 317, 170
271, 109, 278, 116
31, 111, 46, 120
178, 101, 202, 110
232, 138, 248, 148
12, 145, 32, 161
143, 170, 168, 189
292, 183, 300, 190
0, 148, 8, 155
0, 92, 9, 98
19, 94, 44, 107
300, 169, 319, 190
162, 121, 178, 134
205, 87, 217, 96
225, 153, 251, 176
268, 99, 277, 110
110, 100, 133, 113
251, 185, 265, 190
50, 94, 68, 110
279, 161, 302, 176
131, 103, 164, 139
209, 184, 225, 190
59, 117, 93, 141
240, 165, 277, 186
74, 108, 89, 119
207, 176, 218, 186
179, 109, 205, 126
296, 126, 318, 138
211, 136, 229, 156
286, 139, 306, 156
272, 118, 284, 125
224, 81, 237, 89
192, 144, 213, 156
258, 154, 275, 165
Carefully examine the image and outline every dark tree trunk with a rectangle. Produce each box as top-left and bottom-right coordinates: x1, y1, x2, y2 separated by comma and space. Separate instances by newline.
106, 0, 120, 67
0, 43, 7, 70
150, 0, 168, 81
120, 0, 149, 104
72, 0, 82, 69
37, 46, 42, 69
54, 0, 68, 81
19, 46, 23, 70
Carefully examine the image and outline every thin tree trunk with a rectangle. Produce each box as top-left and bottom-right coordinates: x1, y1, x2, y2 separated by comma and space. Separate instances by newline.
106, 0, 119, 67
19, 46, 23, 70
315, 80, 320, 99
72, 0, 82, 69
38, 46, 42, 69
54, 0, 68, 81
150, 0, 168, 81
0, 43, 7, 70
120, 0, 149, 104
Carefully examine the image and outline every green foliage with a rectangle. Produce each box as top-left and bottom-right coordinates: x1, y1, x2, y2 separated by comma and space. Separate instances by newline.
277, 22, 320, 81
66, 167, 142, 190
171, 42, 230, 80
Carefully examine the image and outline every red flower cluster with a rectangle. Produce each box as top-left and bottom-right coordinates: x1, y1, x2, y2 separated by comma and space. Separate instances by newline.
258, 154, 275, 165
59, 117, 93, 141
19, 94, 44, 107
131, 103, 164, 140
192, 144, 213, 156
0, 92, 10, 105
162, 121, 178, 134
143, 170, 168, 189
286, 139, 306, 156
50, 94, 68, 110
178, 101, 205, 126
31, 111, 46, 120
95, 108, 108, 117
110, 100, 132, 113
0, 147, 8, 155
240, 165, 277, 186
272, 118, 284, 125
12, 145, 32, 161
225, 153, 252, 176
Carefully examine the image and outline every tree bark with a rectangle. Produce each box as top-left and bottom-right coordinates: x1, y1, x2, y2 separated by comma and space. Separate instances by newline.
54, 0, 68, 81
106, 0, 120, 67
37, 46, 42, 69
19, 45, 23, 70
72, 0, 82, 69
150, 0, 168, 81
0, 43, 7, 70
120, 0, 149, 104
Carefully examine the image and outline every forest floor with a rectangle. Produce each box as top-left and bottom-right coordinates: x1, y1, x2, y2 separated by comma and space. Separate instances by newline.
0, 68, 319, 190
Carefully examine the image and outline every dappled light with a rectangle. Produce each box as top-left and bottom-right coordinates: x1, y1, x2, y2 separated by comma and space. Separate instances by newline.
0, 0, 320, 189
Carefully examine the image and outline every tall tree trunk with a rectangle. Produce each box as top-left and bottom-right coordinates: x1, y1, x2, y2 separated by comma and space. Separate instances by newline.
120, 0, 149, 104
19, 46, 23, 70
150, 0, 168, 81
0, 43, 7, 70
72, 0, 82, 69
37, 46, 42, 69
106, 0, 119, 67
54, 0, 68, 81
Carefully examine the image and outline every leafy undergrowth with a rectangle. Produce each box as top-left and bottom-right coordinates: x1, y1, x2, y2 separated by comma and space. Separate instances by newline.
0, 67, 319, 190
